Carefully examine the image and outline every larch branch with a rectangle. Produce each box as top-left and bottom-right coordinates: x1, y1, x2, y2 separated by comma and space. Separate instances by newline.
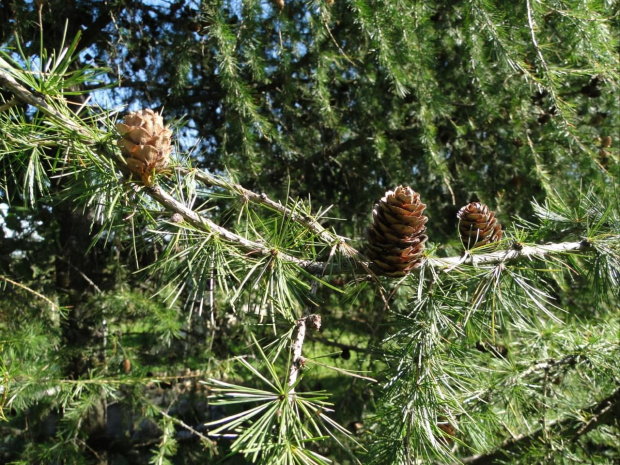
462, 387, 620, 465
1, 64, 616, 279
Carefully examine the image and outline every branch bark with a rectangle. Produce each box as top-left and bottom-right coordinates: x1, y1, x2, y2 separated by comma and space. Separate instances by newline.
428, 239, 597, 269
146, 184, 334, 274
287, 314, 321, 394
189, 168, 349, 248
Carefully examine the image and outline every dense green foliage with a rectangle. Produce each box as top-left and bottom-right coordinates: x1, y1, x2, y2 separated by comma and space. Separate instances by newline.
1, 0, 619, 464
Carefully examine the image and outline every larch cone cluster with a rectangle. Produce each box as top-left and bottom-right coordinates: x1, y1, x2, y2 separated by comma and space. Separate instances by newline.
457, 202, 502, 249
366, 186, 428, 277
116, 109, 172, 185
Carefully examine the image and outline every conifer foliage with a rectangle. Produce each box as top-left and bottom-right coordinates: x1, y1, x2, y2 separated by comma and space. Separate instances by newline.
0, 1, 619, 464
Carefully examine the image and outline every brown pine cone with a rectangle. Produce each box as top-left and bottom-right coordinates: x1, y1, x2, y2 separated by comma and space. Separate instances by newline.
457, 202, 502, 249
366, 186, 428, 277
116, 109, 172, 185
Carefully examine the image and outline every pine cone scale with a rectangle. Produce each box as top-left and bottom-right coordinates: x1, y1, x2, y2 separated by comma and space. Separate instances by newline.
368, 229, 426, 247
384, 203, 419, 216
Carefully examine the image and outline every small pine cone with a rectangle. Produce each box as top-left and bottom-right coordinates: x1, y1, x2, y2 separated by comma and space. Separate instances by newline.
121, 358, 131, 374
457, 202, 502, 249
366, 186, 428, 277
116, 109, 172, 185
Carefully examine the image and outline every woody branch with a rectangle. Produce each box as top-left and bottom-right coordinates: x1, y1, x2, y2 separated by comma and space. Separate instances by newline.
0, 65, 615, 279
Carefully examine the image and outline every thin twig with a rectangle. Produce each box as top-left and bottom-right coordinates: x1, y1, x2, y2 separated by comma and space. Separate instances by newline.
321, 10, 357, 68
145, 184, 326, 273
57, 257, 102, 293
0, 62, 366, 272
525, 0, 550, 75
155, 405, 217, 448
0, 97, 19, 112
189, 168, 356, 254
0, 60, 88, 135
570, 398, 616, 442
147, 182, 612, 275
0, 275, 59, 311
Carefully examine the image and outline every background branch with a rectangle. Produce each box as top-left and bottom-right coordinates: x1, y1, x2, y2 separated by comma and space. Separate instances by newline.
462, 388, 620, 465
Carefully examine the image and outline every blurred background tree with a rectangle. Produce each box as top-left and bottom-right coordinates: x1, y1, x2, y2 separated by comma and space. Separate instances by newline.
0, 0, 618, 463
